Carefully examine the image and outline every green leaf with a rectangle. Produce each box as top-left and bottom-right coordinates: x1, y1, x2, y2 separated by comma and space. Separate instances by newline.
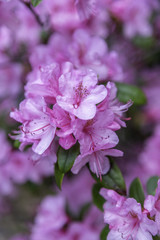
115, 82, 147, 105
90, 159, 126, 195
100, 225, 110, 240
31, 0, 42, 7
133, 36, 155, 50
40, 30, 51, 44
129, 178, 145, 206
66, 201, 91, 221
92, 184, 105, 211
153, 236, 160, 240
57, 142, 80, 173
54, 162, 64, 190
79, 202, 91, 220
13, 140, 21, 148
147, 176, 159, 196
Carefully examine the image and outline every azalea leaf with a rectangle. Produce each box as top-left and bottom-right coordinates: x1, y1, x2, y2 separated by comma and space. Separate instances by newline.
57, 142, 80, 173
147, 176, 159, 196
54, 162, 64, 190
79, 202, 91, 220
66, 201, 91, 221
40, 30, 52, 44
100, 225, 110, 240
153, 236, 160, 240
92, 183, 105, 211
133, 36, 155, 50
90, 159, 126, 195
31, 0, 42, 7
115, 82, 147, 105
13, 140, 21, 148
129, 178, 145, 206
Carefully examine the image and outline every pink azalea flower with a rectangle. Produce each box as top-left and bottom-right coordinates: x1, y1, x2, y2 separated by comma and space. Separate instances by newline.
75, 0, 97, 21
142, 69, 160, 123
10, 97, 56, 155
25, 63, 61, 104
4, 150, 54, 184
31, 29, 122, 81
0, 0, 40, 48
139, 125, 160, 179
66, 206, 103, 240
144, 180, 160, 234
59, 207, 103, 239
100, 188, 158, 240
105, 0, 154, 38
72, 148, 122, 177
68, 29, 109, 80
71, 108, 123, 176
0, 167, 14, 196
29, 44, 55, 68
61, 169, 94, 214
104, 51, 124, 82
5, 151, 32, 184
27, 152, 56, 182
0, 25, 11, 50
72, 109, 119, 155
31, 195, 103, 240
0, 63, 23, 99
31, 196, 68, 240
66, 221, 99, 240
53, 104, 76, 149
59, 135, 76, 150
98, 82, 133, 128
35, 0, 81, 32
56, 64, 107, 120
26, 62, 78, 105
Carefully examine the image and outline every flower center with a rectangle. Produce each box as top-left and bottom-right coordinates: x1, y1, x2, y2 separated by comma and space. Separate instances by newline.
73, 82, 89, 109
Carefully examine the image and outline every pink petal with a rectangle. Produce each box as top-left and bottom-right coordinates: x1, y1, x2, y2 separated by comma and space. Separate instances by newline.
33, 127, 56, 154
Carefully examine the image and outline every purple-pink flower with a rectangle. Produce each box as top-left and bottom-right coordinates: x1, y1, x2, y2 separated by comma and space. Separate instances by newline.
98, 82, 133, 128
75, 0, 97, 21
144, 180, 160, 234
72, 149, 122, 178
56, 64, 107, 120
10, 97, 56, 155
31, 195, 68, 240
30, 194, 103, 240
71, 108, 123, 177
105, 0, 155, 38
100, 188, 158, 240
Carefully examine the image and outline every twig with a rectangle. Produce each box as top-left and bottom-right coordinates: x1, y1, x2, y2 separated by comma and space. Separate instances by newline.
20, 0, 44, 27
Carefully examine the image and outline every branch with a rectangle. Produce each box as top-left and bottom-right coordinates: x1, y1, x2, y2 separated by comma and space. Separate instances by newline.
20, 0, 44, 27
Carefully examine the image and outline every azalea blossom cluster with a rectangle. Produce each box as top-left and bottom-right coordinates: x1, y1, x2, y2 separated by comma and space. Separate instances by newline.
100, 181, 160, 240
30, 194, 102, 240
0, 130, 53, 199
10, 61, 131, 177
9, 169, 98, 240
10, 178, 160, 240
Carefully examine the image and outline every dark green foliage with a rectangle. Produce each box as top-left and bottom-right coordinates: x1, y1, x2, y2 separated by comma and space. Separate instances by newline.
54, 162, 64, 190
31, 0, 42, 7
116, 82, 147, 105
100, 225, 110, 240
90, 159, 126, 195
57, 142, 80, 173
92, 183, 105, 211
129, 178, 145, 206
147, 176, 159, 196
